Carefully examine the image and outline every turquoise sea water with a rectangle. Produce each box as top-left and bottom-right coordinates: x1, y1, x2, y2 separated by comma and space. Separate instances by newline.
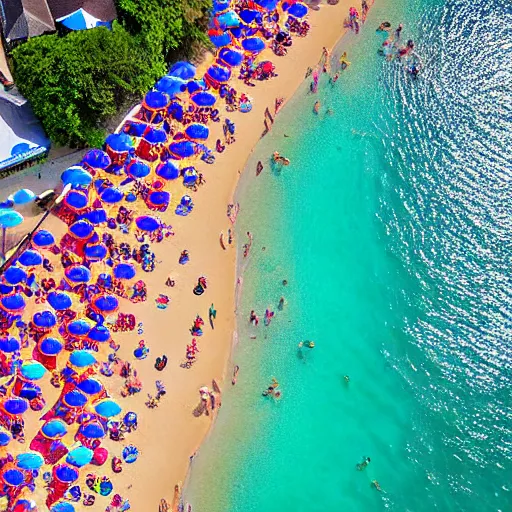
185, 0, 512, 510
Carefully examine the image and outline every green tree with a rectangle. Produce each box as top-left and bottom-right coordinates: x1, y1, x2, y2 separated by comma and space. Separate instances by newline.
12, 23, 162, 147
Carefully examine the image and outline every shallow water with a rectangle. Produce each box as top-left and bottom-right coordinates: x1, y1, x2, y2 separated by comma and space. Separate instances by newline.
185, 0, 512, 510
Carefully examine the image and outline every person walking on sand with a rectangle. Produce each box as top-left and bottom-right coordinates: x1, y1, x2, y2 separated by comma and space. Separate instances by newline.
209, 304, 217, 329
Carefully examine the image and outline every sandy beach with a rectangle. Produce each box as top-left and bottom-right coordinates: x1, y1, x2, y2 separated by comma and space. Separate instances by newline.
0, 1, 357, 509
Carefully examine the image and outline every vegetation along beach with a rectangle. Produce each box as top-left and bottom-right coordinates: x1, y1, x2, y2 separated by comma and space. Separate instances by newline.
0, 0, 510, 510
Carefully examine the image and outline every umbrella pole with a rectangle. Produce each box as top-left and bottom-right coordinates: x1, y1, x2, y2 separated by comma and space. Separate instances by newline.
1, 227, 5, 259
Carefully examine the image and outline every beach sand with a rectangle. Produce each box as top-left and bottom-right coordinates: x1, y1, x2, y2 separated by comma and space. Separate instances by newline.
0, 1, 356, 509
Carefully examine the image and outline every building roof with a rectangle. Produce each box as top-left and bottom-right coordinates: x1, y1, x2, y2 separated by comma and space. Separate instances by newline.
47, 0, 117, 23
0, 0, 55, 42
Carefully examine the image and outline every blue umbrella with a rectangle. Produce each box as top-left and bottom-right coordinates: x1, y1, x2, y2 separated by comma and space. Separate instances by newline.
16, 452, 44, 470
288, 2, 308, 17
3, 265, 27, 284
20, 360, 46, 380
0, 293, 25, 312
0, 426, 11, 446
19, 382, 41, 401
169, 61, 196, 80
0, 336, 20, 352
93, 294, 118, 312
64, 190, 88, 210
101, 187, 124, 204
215, 10, 241, 28
54, 464, 79, 483
69, 220, 94, 239
126, 159, 150, 179
63, 389, 88, 408
212, 0, 230, 13
66, 446, 94, 468
61, 166, 93, 187
123, 411, 138, 428
185, 123, 209, 141
88, 325, 111, 343
50, 502, 75, 512
219, 47, 244, 67
47, 291, 72, 311
156, 161, 180, 180
190, 91, 216, 107
69, 350, 96, 367
82, 209, 107, 225
79, 421, 105, 439
3, 397, 29, 415
105, 133, 133, 153
41, 419, 67, 439
122, 444, 139, 464
242, 37, 266, 53
77, 378, 103, 395
168, 101, 184, 121
135, 215, 160, 232
209, 31, 232, 48
186, 79, 206, 94
124, 120, 149, 137
144, 127, 167, 145
144, 90, 171, 110
94, 398, 122, 418
65, 265, 91, 284
38, 337, 64, 356
148, 191, 170, 207
169, 141, 196, 159
0, 210, 24, 228
206, 64, 231, 83
255, 0, 279, 9
239, 9, 260, 23
154, 76, 186, 97
67, 320, 93, 337
33, 310, 57, 329
114, 263, 136, 280
183, 168, 198, 186
32, 230, 55, 247
82, 149, 111, 170
18, 249, 43, 266
2, 468, 24, 486
84, 243, 108, 261
10, 188, 35, 205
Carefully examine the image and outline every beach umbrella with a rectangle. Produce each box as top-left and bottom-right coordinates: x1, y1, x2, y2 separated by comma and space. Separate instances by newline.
0, 293, 26, 312
69, 220, 94, 239
186, 80, 206, 95
154, 76, 186, 97
169, 141, 196, 159
94, 398, 122, 418
16, 452, 44, 470
64, 190, 88, 210
255, 0, 279, 9
84, 243, 108, 262
105, 133, 133, 153
3, 397, 29, 415
169, 61, 197, 80
148, 191, 170, 208
32, 229, 55, 247
61, 166, 93, 187
20, 360, 46, 380
206, 64, 231, 84
135, 215, 160, 232
183, 168, 198, 186
212, 0, 230, 13
38, 336, 64, 356
0, 336, 20, 352
69, 350, 96, 367
122, 445, 139, 464
0, 210, 24, 256
88, 325, 111, 343
143, 90, 171, 111
113, 263, 136, 280
54, 464, 80, 483
82, 149, 111, 170
209, 30, 232, 48
100, 187, 124, 204
67, 320, 93, 337
215, 10, 241, 28
156, 161, 180, 180
124, 120, 149, 137
77, 377, 103, 395
12, 499, 37, 512
92, 294, 119, 313
63, 389, 88, 408
79, 421, 105, 439
47, 291, 72, 311
2, 468, 25, 486
65, 265, 91, 284
18, 249, 43, 267
41, 419, 68, 439
219, 47, 244, 67
82, 209, 107, 225
0, 426, 12, 446
66, 446, 94, 468
9, 188, 35, 205
144, 127, 167, 145
92, 446, 108, 466
50, 502, 75, 512
33, 310, 57, 329
123, 411, 138, 428
18, 382, 41, 401
190, 91, 216, 107
242, 37, 266, 53
0, 284, 14, 294
185, 123, 209, 141
3, 266, 27, 285
167, 101, 184, 121
288, 2, 308, 17
239, 9, 260, 23
126, 159, 150, 179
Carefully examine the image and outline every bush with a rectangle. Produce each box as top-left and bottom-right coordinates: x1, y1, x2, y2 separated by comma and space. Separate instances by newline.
12, 23, 163, 147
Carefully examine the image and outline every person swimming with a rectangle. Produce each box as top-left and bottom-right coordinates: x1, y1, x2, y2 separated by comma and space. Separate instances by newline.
313, 100, 320, 114
278, 296, 285, 310
272, 151, 290, 166
356, 456, 371, 470
339, 52, 351, 70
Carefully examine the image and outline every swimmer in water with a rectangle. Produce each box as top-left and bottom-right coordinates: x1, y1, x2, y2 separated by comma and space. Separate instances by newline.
232, 365, 240, 385
278, 296, 285, 310
344, 375, 350, 384
372, 480, 382, 492
339, 52, 351, 70
313, 101, 320, 114
356, 456, 371, 470
272, 151, 290, 166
